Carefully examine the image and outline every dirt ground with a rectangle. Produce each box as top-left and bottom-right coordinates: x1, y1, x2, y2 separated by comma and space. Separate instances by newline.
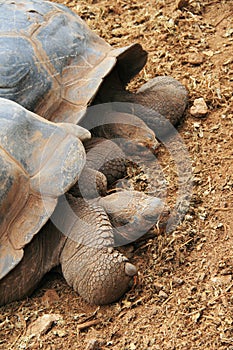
0, 0, 232, 349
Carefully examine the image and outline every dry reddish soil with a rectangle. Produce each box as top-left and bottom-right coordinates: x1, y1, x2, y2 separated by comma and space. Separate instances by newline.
0, 0, 232, 349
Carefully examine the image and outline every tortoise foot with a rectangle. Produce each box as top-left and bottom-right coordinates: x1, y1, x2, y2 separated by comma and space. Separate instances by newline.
61, 245, 137, 305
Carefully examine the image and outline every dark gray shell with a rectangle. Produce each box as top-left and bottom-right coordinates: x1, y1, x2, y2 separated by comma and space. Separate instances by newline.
0, 0, 147, 124
0, 98, 86, 279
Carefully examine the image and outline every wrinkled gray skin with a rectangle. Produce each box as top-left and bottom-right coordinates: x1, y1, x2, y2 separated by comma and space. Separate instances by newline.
0, 0, 188, 306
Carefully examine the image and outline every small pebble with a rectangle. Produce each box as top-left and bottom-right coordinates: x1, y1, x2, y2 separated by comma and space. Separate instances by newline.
158, 290, 168, 299
183, 52, 204, 65
26, 314, 61, 337
190, 98, 208, 117
172, 277, 184, 286
85, 339, 100, 350
211, 275, 232, 285
53, 329, 67, 338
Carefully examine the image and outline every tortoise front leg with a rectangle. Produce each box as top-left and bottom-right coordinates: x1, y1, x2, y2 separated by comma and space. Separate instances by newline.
59, 194, 137, 305
61, 244, 136, 305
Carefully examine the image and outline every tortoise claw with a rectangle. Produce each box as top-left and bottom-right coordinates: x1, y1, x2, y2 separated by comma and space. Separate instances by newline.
125, 262, 137, 277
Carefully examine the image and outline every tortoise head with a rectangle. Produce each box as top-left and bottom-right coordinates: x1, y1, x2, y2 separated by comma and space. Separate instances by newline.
98, 190, 165, 245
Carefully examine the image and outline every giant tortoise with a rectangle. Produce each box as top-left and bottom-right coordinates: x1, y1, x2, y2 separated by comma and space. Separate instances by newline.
0, 98, 166, 305
0, 0, 188, 305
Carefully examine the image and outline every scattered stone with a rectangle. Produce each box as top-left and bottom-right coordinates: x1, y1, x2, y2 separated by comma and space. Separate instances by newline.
85, 339, 100, 350
190, 98, 208, 117
26, 314, 62, 338
172, 277, 184, 286
158, 290, 168, 299
154, 282, 164, 292
129, 343, 137, 350
183, 52, 204, 65
203, 49, 214, 57
211, 275, 232, 286
53, 329, 67, 338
